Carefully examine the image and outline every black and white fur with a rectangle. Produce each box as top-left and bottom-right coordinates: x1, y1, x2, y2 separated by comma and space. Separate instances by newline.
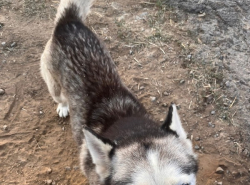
40, 0, 198, 184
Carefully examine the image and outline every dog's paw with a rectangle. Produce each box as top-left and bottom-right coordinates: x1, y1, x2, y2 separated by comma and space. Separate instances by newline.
56, 103, 69, 118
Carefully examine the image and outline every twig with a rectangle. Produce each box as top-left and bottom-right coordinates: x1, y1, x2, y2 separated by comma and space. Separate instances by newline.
232, 111, 237, 117
148, 41, 165, 54
36, 140, 41, 149
133, 57, 142, 66
230, 96, 237, 108
159, 47, 165, 54
139, 2, 155, 5
189, 100, 192, 109
91, 26, 97, 35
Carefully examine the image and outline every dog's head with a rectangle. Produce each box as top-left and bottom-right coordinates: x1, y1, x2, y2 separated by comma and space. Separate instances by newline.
83, 104, 198, 185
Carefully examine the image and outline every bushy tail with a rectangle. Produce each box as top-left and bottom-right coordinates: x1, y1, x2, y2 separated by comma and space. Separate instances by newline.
54, 0, 94, 24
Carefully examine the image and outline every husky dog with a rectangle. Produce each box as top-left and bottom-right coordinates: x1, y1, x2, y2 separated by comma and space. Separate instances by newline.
40, 0, 198, 184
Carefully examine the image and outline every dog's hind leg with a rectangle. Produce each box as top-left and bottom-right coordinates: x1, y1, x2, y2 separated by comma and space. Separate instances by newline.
40, 39, 69, 118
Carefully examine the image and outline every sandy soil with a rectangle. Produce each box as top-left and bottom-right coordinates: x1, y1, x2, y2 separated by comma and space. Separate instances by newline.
0, 0, 249, 184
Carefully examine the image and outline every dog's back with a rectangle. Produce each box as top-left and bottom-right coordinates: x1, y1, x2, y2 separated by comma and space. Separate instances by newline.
44, 1, 149, 145
40, 1, 198, 184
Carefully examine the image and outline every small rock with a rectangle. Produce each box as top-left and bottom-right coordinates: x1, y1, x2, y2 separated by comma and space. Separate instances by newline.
10, 42, 16, 47
162, 103, 168, 107
45, 180, 53, 185
3, 125, 8, 131
240, 79, 246, 85
1, 42, 6, 46
195, 137, 200, 141
139, 86, 145, 90
217, 182, 223, 185
198, 12, 206, 17
186, 54, 192, 61
0, 88, 5, 95
211, 110, 215, 115
179, 79, 185, 84
46, 168, 52, 174
225, 81, 231, 87
39, 111, 43, 115
208, 122, 215, 128
194, 145, 200, 150
163, 91, 170, 96
65, 166, 71, 171
232, 171, 239, 176
215, 167, 224, 174
190, 135, 193, 140
150, 96, 156, 102
176, 105, 181, 110
223, 103, 228, 107
160, 118, 164, 122
73, 166, 79, 170
242, 149, 249, 156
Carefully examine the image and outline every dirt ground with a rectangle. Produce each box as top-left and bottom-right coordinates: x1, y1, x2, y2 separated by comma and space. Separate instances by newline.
0, 0, 249, 185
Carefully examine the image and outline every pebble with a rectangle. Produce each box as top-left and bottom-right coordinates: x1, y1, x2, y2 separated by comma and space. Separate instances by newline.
150, 96, 156, 102
160, 118, 164, 122
190, 135, 193, 140
179, 79, 185, 84
3, 125, 8, 131
10, 42, 16, 47
195, 137, 200, 141
139, 86, 145, 90
216, 167, 224, 174
45, 180, 53, 185
194, 145, 200, 150
39, 111, 43, 115
211, 110, 215, 115
242, 149, 249, 156
232, 171, 239, 176
46, 168, 52, 174
225, 81, 231, 87
208, 122, 215, 128
187, 54, 192, 60
0, 88, 5, 95
1, 42, 6, 46
73, 166, 79, 170
163, 91, 170, 96
216, 182, 223, 185
162, 103, 168, 107
65, 166, 71, 171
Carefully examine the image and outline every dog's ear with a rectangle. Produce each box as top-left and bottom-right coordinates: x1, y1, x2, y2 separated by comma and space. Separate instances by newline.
161, 104, 187, 139
83, 128, 114, 182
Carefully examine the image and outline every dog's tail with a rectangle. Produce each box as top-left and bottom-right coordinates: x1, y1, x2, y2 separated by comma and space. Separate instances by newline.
54, 0, 94, 24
